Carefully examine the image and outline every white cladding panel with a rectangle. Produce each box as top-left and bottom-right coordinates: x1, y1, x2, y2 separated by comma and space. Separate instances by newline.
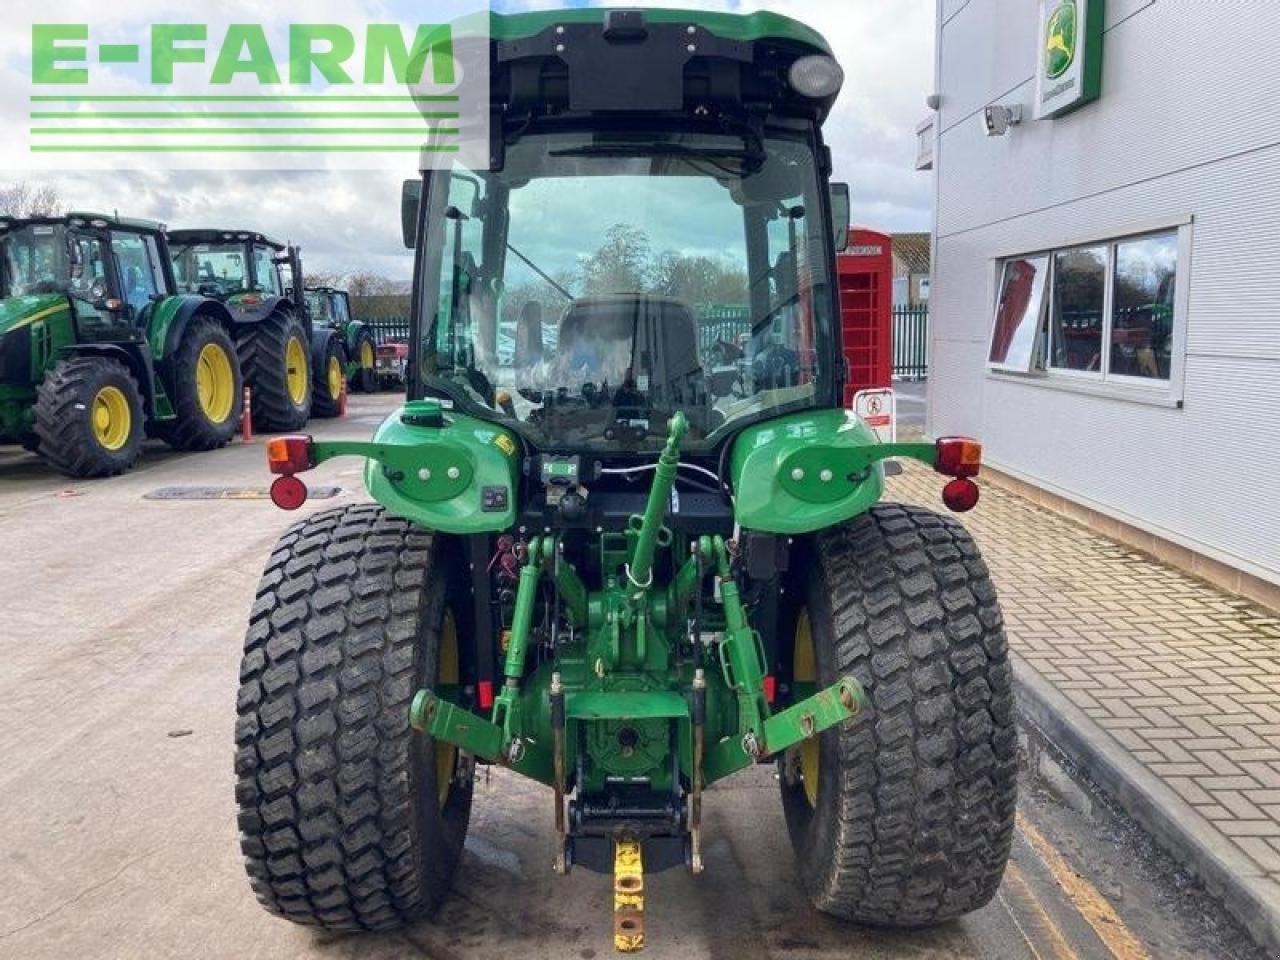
931, 0, 1280, 582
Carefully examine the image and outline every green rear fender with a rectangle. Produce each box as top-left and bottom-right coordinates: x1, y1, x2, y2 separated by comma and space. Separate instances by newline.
354, 404, 520, 534
729, 410, 938, 535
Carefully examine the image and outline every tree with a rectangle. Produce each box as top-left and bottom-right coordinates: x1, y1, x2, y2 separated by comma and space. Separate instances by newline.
577, 223, 651, 295
345, 271, 408, 297
652, 252, 747, 306
0, 182, 63, 218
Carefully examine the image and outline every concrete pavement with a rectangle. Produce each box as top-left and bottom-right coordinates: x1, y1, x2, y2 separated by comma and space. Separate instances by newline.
0, 394, 1266, 959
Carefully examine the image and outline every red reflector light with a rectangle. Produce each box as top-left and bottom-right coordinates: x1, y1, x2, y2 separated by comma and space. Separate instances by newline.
270, 475, 309, 511
763, 675, 777, 704
942, 477, 981, 513
266, 435, 313, 475
934, 437, 983, 478
478, 680, 495, 710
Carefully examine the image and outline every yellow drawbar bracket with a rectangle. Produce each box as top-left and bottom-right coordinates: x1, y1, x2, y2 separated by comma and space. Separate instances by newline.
613, 839, 644, 953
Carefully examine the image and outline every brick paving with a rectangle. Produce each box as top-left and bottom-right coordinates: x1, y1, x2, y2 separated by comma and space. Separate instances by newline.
889, 463, 1280, 884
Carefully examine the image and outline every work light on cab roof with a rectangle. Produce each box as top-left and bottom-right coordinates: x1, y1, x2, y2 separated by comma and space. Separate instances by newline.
232, 8, 1016, 956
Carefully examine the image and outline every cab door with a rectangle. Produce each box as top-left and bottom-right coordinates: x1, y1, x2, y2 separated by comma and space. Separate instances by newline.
110, 230, 166, 330
66, 231, 128, 341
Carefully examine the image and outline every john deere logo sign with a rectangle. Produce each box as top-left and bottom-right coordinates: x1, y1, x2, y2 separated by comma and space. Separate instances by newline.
1044, 1, 1077, 79
1034, 0, 1102, 120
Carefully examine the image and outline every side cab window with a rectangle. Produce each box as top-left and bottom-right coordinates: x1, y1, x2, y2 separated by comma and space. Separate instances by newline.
252, 246, 282, 296
111, 230, 161, 321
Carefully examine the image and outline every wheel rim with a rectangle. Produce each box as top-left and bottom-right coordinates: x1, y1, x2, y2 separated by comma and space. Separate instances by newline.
436, 611, 460, 809
360, 340, 374, 369
285, 336, 308, 405
327, 355, 342, 400
91, 385, 131, 451
793, 609, 819, 808
196, 342, 235, 423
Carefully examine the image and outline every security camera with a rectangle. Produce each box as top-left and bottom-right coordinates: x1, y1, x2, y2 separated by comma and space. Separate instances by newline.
982, 104, 1023, 137
925, 93, 942, 111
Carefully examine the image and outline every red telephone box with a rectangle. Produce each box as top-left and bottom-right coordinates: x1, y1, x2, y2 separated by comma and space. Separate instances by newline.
837, 227, 893, 408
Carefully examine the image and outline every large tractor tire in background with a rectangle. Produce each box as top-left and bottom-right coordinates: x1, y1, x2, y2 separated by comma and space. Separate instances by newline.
238, 308, 311, 432
781, 504, 1017, 927
33, 356, 144, 478
156, 317, 243, 451
349, 326, 378, 393
235, 505, 471, 930
310, 332, 345, 419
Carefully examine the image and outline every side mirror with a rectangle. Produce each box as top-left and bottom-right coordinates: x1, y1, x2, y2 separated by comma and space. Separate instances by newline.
401, 179, 422, 249
830, 182, 851, 253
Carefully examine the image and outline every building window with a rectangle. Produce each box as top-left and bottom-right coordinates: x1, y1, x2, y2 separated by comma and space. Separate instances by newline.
988, 254, 1048, 372
987, 227, 1184, 392
1049, 245, 1106, 373
1111, 233, 1178, 380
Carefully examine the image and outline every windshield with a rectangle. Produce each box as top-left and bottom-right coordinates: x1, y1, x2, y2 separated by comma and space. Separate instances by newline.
173, 243, 247, 296
305, 291, 333, 323
2, 225, 69, 297
414, 130, 837, 452
2, 224, 107, 301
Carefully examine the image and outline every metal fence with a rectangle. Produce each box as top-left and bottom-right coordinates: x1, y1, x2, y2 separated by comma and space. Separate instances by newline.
362, 316, 411, 344
360, 306, 931, 380
893, 305, 929, 380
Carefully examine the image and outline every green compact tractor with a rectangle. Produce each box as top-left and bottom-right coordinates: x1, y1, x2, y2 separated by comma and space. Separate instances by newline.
303, 286, 379, 394
168, 229, 338, 427
234, 9, 1015, 953
0, 213, 244, 477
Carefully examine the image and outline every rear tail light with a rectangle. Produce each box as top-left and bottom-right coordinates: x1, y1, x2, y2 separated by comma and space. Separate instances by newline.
266, 435, 314, 475
934, 437, 982, 478
942, 478, 981, 513
270, 475, 309, 511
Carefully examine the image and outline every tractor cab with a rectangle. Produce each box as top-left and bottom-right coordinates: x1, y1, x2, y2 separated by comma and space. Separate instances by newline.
403, 9, 851, 460
303, 286, 353, 329
0, 214, 173, 343
168, 229, 302, 321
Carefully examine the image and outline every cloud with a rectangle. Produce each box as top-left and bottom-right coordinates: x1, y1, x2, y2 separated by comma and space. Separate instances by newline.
3, 1, 934, 280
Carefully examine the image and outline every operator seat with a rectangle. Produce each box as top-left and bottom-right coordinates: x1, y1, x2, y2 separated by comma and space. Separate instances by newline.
557, 295, 704, 408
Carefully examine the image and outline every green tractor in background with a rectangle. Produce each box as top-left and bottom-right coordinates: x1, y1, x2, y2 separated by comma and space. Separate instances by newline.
234, 9, 1016, 954
303, 286, 379, 394
0, 213, 243, 477
168, 229, 342, 427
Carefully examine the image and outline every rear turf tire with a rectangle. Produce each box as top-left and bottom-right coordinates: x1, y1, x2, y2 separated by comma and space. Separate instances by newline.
238, 308, 311, 432
33, 357, 144, 478
157, 317, 243, 451
310, 333, 345, 419
235, 505, 471, 930
781, 503, 1017, 927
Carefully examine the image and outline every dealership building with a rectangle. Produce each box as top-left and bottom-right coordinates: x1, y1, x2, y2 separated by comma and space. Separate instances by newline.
920, 0, 1280, 606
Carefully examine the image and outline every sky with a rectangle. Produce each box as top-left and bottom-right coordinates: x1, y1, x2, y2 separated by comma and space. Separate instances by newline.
1, 0, 936, 282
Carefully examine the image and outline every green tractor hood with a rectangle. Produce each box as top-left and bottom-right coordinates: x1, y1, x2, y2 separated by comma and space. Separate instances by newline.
0, 294, 68, 337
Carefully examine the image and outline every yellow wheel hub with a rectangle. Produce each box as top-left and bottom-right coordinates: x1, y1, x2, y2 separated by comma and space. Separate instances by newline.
285, 336, 308, 405
436, 612, 460, 809
793, 609, 820, 808
327, 355, 342, 400
360, 340, 374, 369
196, 342, 235, 424
91, 385, 132, 452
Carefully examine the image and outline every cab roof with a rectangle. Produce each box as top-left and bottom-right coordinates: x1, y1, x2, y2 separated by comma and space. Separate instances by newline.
168, 228, 287, 250
490, 9, 831, 55
0, 211, 165, 233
